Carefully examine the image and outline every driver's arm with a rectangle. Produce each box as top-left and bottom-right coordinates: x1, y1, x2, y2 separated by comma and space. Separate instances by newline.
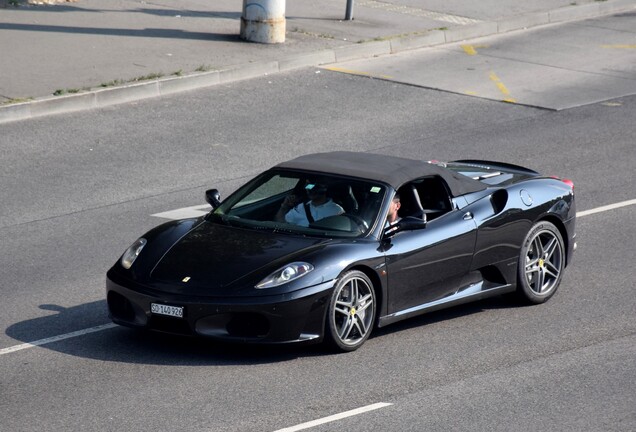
275, 195, 297, 222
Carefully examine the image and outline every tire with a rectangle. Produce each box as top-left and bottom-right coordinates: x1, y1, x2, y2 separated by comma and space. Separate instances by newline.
517, 221, 565, 304
325, 270, 376, 352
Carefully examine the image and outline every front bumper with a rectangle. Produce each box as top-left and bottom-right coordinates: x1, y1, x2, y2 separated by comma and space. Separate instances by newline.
106, 269, 335, 344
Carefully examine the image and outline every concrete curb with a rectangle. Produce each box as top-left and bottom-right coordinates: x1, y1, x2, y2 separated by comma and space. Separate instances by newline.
1, 0, 634, 125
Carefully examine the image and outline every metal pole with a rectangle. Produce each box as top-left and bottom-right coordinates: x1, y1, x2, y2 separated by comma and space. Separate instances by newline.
345, 0, 354, 20
240, 0, 286, 43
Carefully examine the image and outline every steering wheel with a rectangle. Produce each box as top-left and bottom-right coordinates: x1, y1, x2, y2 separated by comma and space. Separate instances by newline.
341, 213, 369, 232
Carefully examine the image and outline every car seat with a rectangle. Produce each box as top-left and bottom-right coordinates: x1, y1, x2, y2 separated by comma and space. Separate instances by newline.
397, 184, 425, 220
329, 184, 359, 214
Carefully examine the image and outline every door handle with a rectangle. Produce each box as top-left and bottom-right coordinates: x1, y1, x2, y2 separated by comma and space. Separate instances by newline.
463, 212, 474, 220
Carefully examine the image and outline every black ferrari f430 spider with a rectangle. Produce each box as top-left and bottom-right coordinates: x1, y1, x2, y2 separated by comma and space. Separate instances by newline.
107, 152, 576, 351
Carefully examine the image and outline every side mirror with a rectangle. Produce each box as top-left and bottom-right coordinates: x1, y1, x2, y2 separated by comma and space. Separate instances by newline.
383, 216, 427, 237
205, 189, 221, 209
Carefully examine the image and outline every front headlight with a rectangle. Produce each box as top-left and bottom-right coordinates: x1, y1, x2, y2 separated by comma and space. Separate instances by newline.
256, 262, 314, 289
120, 238, 147, 269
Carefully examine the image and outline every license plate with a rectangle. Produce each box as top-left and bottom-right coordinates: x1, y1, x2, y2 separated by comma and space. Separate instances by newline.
151, 303, 184, 318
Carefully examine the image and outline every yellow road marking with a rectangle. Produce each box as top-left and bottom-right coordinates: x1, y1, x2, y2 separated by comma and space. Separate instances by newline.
461, 44, 489, 55
601, 44, 636, 49
461, 44, 477, 55
325, 66, 371, 76
489, 72, 510, 95
489, 72, 516, 103
460, 46, 516, 103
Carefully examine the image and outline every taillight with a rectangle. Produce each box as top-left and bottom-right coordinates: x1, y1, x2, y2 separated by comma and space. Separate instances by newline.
550, 176, 574, 189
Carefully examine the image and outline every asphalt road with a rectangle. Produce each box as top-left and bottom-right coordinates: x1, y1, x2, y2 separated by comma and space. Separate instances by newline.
332, 12, 636, 110
1, 14, 635, 432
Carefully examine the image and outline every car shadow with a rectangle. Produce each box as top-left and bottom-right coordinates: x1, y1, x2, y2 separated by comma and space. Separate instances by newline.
371, 294, 526, 339
5, 295, 525, 364
4, 300, 325, 365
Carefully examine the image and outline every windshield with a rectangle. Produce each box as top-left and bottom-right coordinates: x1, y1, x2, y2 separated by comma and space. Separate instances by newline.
212, 169, 388, 238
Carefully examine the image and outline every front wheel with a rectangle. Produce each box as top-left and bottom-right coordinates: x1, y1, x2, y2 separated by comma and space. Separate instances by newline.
325, 270, 376, 352
517, 221, 565, 304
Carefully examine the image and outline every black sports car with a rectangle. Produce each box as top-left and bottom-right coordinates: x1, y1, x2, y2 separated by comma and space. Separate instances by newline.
106, 152, 576, 352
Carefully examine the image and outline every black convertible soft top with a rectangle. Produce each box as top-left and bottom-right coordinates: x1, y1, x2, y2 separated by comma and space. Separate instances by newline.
275, 151, 487, 196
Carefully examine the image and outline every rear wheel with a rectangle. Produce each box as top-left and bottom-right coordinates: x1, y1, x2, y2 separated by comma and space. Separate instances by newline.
326, 270, 376, 352
517, 221, 565, 304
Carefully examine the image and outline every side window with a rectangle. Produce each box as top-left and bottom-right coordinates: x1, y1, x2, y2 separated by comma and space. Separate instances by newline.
398, 177, 452, 221
397, 182, 425, 220
416, 177, 452, 213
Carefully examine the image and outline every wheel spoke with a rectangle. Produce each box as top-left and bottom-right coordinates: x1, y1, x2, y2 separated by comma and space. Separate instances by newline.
350, 279, 359, 305
525, 263, 539, 279
335, 288, 354, 311
528, 269, 538, 289
525, 258, 539, 274
536, 268, 547, 292
331, 274, 376, 347
532, 236, 544, 256
544, 260, 560, 278
334, 303, 350, 317
336, 297, 353, 308
518, 224, 565, 302
543, 237, 558, 259
356, 293, 373, 312
339, 316, 355, 340
354, 315, 368, 336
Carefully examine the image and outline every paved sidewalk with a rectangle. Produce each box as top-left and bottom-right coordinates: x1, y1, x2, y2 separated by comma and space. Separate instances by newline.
1, 0, 635, 123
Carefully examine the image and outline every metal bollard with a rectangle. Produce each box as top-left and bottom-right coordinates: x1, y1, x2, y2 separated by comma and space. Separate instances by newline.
345, 0, 354, 20
240, 0, 286, 44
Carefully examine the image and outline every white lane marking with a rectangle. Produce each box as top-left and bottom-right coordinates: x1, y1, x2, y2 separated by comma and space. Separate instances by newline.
577, 199, 636, 218
0, 323, 117, 357
151, 204, 211, 220
273, 402, 393, 432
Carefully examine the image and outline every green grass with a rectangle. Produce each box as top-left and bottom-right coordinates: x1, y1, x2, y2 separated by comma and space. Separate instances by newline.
1, 97, 33, 105
53, 88, 81, 96
195, 65, 216, 72
21, 65, 227, 100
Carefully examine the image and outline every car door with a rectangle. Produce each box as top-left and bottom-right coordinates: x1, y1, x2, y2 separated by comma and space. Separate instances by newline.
384, 203, 478, 315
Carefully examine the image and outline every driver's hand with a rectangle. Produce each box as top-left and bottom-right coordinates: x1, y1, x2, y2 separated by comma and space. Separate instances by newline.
281, 194, 298, 211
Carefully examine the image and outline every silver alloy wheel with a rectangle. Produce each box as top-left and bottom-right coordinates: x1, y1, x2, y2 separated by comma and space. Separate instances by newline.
330, 271, 376, 350
524, 228, 564, 295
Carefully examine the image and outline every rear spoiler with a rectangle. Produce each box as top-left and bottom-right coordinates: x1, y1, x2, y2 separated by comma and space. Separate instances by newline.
451, 159, 540, 175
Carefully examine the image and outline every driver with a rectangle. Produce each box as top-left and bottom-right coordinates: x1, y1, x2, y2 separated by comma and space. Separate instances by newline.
275, 182, 344, 227
384, 193, 402, 234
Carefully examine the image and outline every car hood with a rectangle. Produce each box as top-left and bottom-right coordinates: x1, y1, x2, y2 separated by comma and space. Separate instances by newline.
149, 221, 328, 295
